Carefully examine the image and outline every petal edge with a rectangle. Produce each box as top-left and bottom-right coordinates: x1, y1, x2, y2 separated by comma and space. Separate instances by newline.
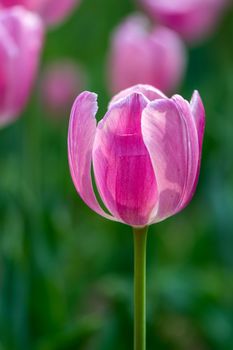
141, 97, 199, 223
68, 91, 117, 221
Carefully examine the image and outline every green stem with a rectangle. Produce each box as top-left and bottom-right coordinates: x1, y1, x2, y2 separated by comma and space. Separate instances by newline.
133, 226, 148, 350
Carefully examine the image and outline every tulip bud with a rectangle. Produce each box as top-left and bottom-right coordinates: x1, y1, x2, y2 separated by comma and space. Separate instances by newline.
0, 0, 79, 26
40, 60, 86, 118
0, 6, 44, 127
68, 84, 205, 227
139, 0, 229, 42
107, 14, 186, 95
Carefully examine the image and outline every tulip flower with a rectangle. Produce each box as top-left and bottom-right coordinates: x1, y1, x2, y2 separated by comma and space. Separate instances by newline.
140, 0, 229, 42
68, 84, 205, 350
107, 14, 186, 94
40, 60, 86, 118
0, 0, 79, 26
0, 6, 44, 127
68, 84, 204, 227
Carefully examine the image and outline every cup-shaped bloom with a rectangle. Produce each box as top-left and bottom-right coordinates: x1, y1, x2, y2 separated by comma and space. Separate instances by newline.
107, 14, 186, 95
68, 84, 205, 227
0, 0, 79, 26
0, 6, 44, 127
140, 0, 229, 42
40, 60, 86, 118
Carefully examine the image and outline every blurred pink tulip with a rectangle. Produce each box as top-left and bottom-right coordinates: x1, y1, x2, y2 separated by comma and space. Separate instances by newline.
140, 0, 229, 42
0, 6, 44, 127
40, 60, 86, 118
0, 0, 79, 26
68, 84, 205, 227
107, 15, 186, 95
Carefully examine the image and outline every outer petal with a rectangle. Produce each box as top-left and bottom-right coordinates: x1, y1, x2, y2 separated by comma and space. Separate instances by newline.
190, 90, 205, 151
109, 84, 167, 106
93, 93, 158, 226
68, 91, 117, 221
141, 97, 199, 223
171, 94, 201, 210
189, 90, 205, 197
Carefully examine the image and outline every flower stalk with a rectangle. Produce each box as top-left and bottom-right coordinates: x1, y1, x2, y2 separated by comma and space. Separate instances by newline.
133, 226, 148, 350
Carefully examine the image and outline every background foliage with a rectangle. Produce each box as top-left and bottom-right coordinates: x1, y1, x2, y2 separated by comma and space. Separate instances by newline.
0, 0, 233, 349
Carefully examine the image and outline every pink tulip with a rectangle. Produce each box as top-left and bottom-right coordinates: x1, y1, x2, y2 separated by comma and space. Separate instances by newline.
107, 14, 186, 95
0, 6, 44, 127
0, 0, 79, 26
40, 60, 86, 117
140, 0, 229, 42
68, 84, 205, 227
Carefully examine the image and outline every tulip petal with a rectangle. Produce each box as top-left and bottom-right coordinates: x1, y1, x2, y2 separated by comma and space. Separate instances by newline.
93, 92, 158, 226
171, 95, 200, 211
190, 90, 205, 151
68, 91, 117, 221
0, 7, 44, 126
109, 84, 167, 106
0, 22, 17, 124
141, 97, 199, 223
189, 90, 205, 198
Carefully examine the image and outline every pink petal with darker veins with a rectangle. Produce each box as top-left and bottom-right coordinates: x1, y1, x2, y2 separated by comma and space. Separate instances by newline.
141, 96, 199, 223
172, 94, 201, 211
93, 92, 158, 226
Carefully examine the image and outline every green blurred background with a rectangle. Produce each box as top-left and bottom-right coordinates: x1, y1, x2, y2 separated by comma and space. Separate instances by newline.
0, 0, 233, 349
